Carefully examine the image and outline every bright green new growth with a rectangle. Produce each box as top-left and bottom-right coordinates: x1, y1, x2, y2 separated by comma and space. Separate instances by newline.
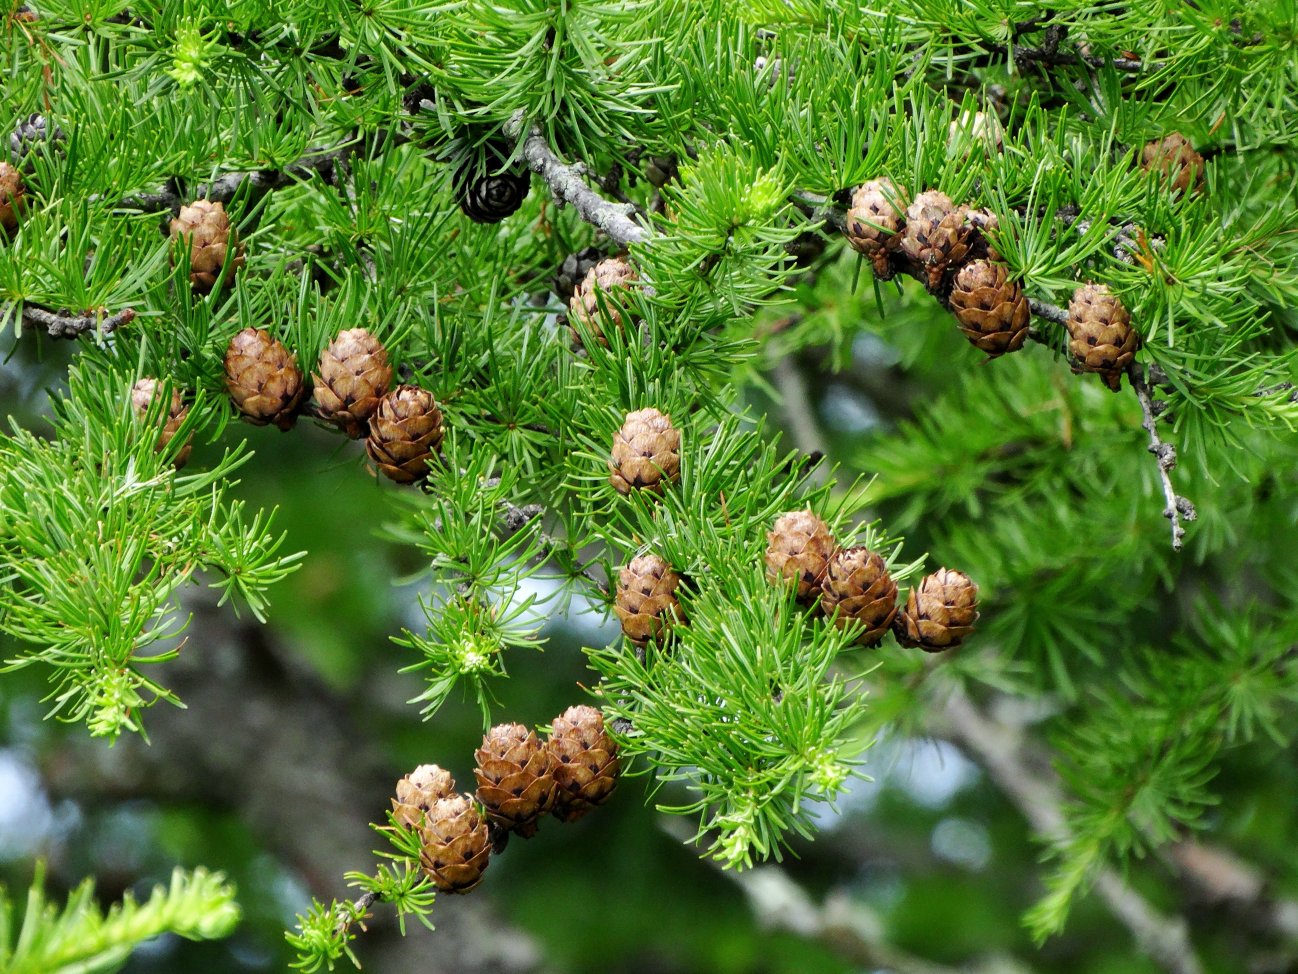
0, 358, 304, 740
3, 0, 1298, 971
0, 865, 239, 974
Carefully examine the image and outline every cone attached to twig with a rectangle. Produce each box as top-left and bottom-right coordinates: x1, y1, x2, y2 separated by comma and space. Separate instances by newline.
898, 189, 971, 291
614, 553, 686, 647
224, 327, 305, 430
130, 377, 193, 467
844, 178, 908, 279
765, 510, 836, 603
365, 385, 444, 484
609, 407, 680, 495
392, 764, 457, 830
9, 113, 64, 168
1066, 283, 1140, 392
0, 162, 24, 236
547, 705, 621, 823
893, 568, 979, 652
418, 794, 492, 893
568, 256, 638, 347
821, 547, 899, 647
1141, 133, 1205, 195
312, 328, 394, 438
948, 259, 1030, 357
474, 723, 557, 838
170, 200, 245, 295
456, 143, 530, 223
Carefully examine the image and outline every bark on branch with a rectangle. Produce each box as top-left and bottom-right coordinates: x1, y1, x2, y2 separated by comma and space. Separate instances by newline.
505, 114, 650, 249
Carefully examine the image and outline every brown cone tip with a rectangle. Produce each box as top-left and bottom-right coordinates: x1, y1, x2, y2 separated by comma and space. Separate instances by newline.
821, 546, 899, 647
893, 568, 979, 652
1066, 283, 1140, 392
474, 723, 557, 837
547, 705, 621, 823
223, 327, 306, 430
569, 256, 638, 345
0, 162, 25, 235
170, 199, 245, 295
949, 259, 1030, 357
609, 407, 680, 495
392, 763, 457, 830
614, 553, 686, 646
365, 384, 444, 484
765, 509, 836, 603
419, 794, 491, 893
844, 178, 908, 277
1141, 133, 1205, 195
312, 328, 394, 438
130, 377, 193, 467
899, 190, 971, 291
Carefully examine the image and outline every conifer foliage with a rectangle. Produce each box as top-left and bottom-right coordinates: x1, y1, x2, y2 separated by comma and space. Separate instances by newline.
3, 1, 1298, 972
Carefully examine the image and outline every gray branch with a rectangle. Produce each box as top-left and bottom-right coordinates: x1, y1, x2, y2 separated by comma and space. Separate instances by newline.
1128, 362, 1195, 551
505, 114, 650, 248
928, 687, 1204, 974
5, 302, 136, 339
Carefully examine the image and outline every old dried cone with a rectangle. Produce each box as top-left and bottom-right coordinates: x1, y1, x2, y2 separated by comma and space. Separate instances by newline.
609, 407, 680, 495
170, 199, 245, 295
547, 705, 621, 823
418, 794, 492, 893
312, 328, 394, 438
844, 178, 908, 279
392, 763, 457, 830
614, 553, 686, 647
948, 259, 1030, 356
821, 547, 899, 647
365, 385, 444, 484
568, 255, 638, 346
224, 327, 305, 430
130, 378, 193, 467
0, 162, 23, 235
893, 568, 979, 652
898, 189, 971, 291
765, 510, 837, 603
1067, 283, 1140, 392
474, 723, 557, 838
1141, 132, 1205, 195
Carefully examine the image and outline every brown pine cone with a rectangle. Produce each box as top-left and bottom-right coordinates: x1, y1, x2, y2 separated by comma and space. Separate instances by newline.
365, 385, 444, 484
223, 328, 305, 430
844, 178, 908, 279
0, 162, 24, 236
614, 553, 686, 646
547, 705, 621, 823
568, 256, 638, 347
1067, 283, 1140, 392
1141, 133, 1205, 195
474, 723, 557, 838
765, 510, 836, 603
418, 794, 492, 893
609, 407, 680, 495
312, 328, 394, 438
898, 190, 971, 291
821, 547, 899, 647
948, 260, 1030, 357
961, 208, 1002, 262
392, 764, 457, 830
893, 568, 979, 652
170, 200, 245, 295
130, 378, 193, 468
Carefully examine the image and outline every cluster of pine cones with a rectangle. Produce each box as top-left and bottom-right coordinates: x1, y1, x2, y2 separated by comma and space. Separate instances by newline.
602, 407, 977, 653
391, 705, 620, 894
127, 200, 445, 483
839, 131, 1203, 393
